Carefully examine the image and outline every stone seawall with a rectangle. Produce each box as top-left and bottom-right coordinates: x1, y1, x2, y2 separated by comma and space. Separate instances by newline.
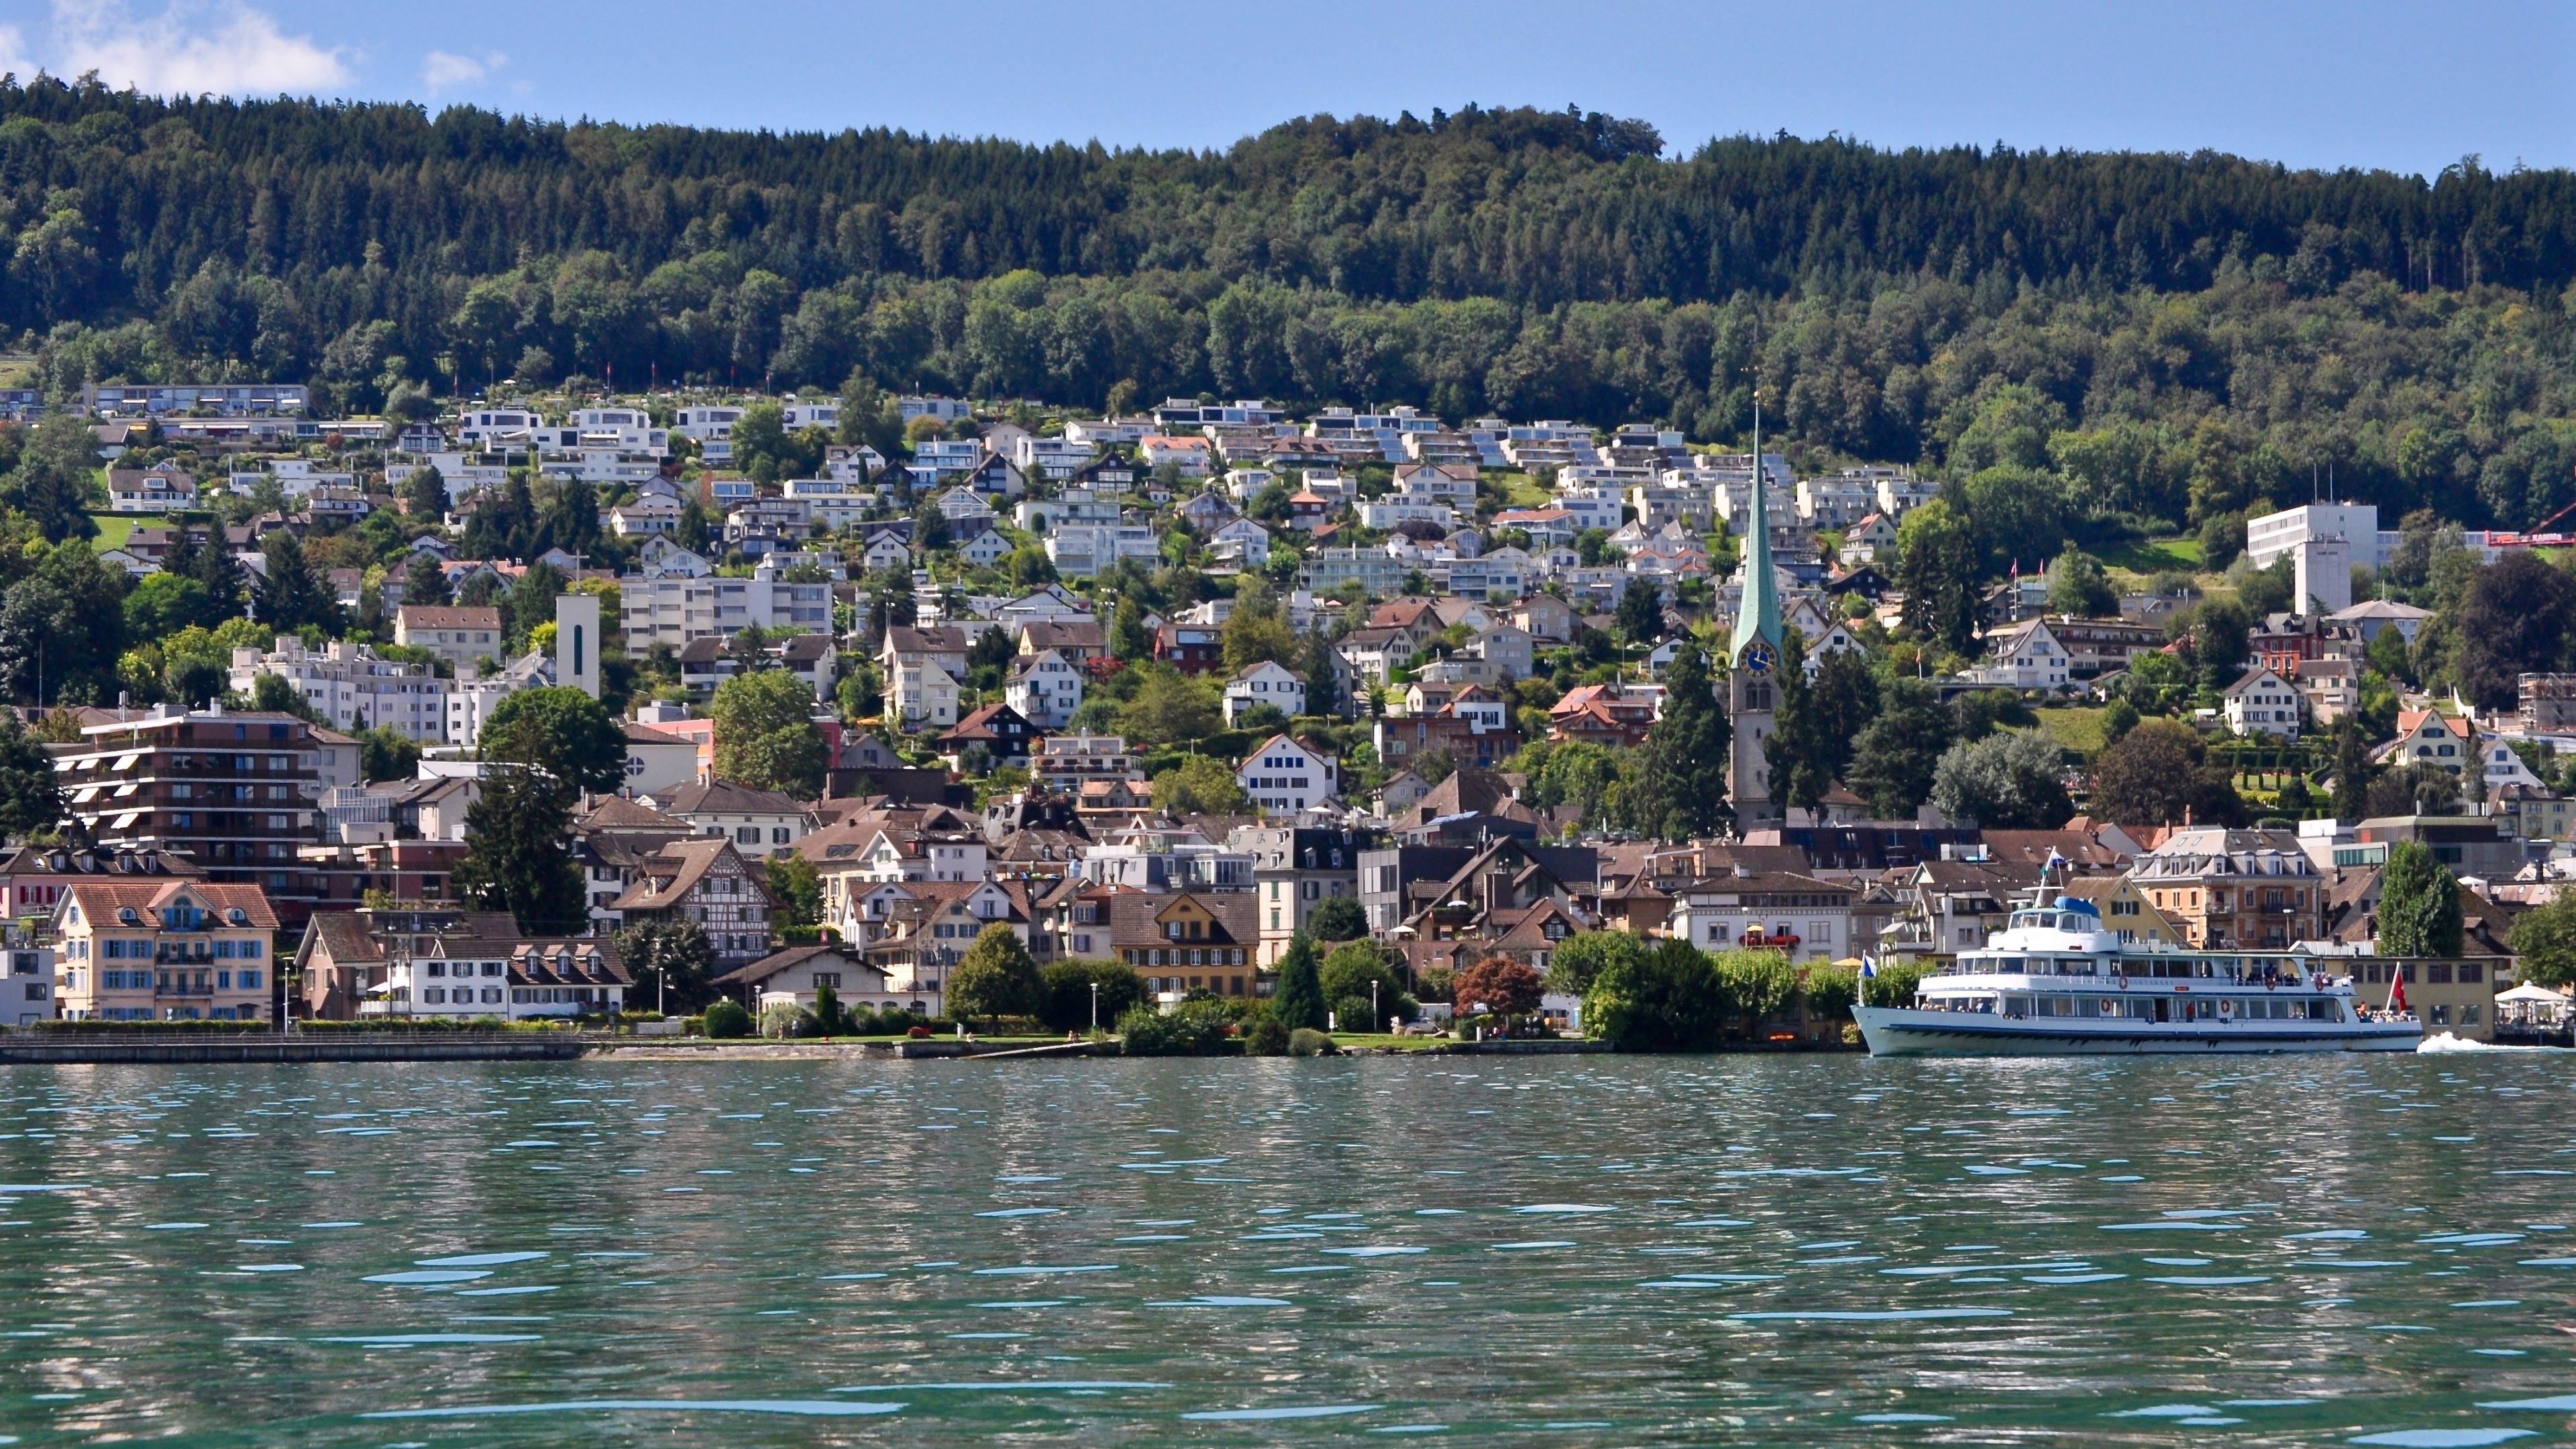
0, 1034, 584, 1065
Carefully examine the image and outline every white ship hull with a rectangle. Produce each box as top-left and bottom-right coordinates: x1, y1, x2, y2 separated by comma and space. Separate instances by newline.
1855, 1005, 2422, 1057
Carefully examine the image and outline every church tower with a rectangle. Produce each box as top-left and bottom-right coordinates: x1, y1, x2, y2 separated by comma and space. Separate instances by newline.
1727, 413, 1784, 830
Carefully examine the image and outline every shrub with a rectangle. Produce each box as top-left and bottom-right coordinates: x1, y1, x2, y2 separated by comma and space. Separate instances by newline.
1329, 994, 1377, 1033
1287, 1028, 1336, 1056
759, 1002, 813, 1038
1115, 1004, 1235, 1056
1583, 938, 1725, 1052
1241, 1013, 1291, 1056
704, 1000, 753, 1038
811, 982, 849, 1036
1037, 960, 1146, 1032
681, 1014, 708, 1035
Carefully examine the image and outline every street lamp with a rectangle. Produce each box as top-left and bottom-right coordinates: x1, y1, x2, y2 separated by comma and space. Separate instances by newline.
1089, 979, 1099, 1032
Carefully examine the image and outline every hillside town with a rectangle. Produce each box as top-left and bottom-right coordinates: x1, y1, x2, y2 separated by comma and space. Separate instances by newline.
3, 379, 2575, 1045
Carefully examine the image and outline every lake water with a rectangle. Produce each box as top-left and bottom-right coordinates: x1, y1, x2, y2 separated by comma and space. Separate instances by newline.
3, 1053, 2576, 1446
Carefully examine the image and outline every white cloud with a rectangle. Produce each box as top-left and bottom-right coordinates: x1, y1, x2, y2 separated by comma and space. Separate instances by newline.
0, 25, 36, 81
422, 49, 504, 93
50, 0, 350, 96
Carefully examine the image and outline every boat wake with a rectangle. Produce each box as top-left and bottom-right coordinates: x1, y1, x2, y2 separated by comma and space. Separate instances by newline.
2417, 1032, 2544, 1053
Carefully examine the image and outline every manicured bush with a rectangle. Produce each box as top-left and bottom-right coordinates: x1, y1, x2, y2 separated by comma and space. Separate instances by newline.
703, 1000, 753, 1038
1114, 1004, 1235, 1056
1287, 1028, 1336, 1057
1241, 1013, 1291, 1056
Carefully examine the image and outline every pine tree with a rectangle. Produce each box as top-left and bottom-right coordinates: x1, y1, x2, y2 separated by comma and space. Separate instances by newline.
1301, 628, 1342, 718
193, 529, 245, 623
1639, 641, 1731, 840
1271, 931, 1328, 1031
451, 765, 586, 934
254, 530, 338, 632
1615, 578, 1664, 645
2330, 719, 2374, 822
402, 551, 451, 607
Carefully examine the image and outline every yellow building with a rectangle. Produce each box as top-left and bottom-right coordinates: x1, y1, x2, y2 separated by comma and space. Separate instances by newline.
52, 879, 278, 1022
2059, 875, 2186, 947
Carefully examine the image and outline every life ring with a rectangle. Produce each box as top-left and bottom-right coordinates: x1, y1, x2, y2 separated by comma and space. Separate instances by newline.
2098, 998, 2118, 1016
2114, 975, 2128, 989
2217, 999, 2235, 1020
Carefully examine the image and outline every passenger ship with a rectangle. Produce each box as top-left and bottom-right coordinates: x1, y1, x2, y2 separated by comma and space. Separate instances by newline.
1853, 895, 2421, 1056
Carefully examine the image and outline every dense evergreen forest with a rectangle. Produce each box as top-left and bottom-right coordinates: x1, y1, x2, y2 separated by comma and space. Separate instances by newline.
7, 76, 2576, 531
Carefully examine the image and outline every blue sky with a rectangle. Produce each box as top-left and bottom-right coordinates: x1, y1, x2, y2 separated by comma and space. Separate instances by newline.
3, 0, 2572, 175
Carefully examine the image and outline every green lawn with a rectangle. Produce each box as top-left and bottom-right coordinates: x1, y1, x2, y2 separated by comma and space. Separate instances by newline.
2034, 706, 2112, 757
87, 511, 136, 552
2098, 535, 2201, 575
1488, 473, 1553, 511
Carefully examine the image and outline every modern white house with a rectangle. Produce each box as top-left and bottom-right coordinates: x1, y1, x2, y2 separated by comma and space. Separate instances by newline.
1236, 734, 1339, 814
1224, 661, 1306, 725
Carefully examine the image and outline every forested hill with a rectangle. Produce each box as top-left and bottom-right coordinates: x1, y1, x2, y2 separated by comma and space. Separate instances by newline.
7, 76, 2576, 531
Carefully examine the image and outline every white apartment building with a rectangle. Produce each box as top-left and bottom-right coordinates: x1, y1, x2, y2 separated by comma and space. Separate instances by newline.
1046, 522, 1163, 578
672, 405, 744, 464
569, 407, 669, 452
1014, 435, 1098, 480
228, 638, 455, 745
620, 576, 833, 650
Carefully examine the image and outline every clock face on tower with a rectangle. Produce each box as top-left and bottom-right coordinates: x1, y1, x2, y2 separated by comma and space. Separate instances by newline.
1741, 641, 1775, 676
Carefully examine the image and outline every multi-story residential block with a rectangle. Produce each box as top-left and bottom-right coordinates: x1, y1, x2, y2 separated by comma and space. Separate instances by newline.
1299, 545, 1408, 598
55, 706, 329, 920
394, 605, 505, 670
50, 877, 278, 1021
87, 382, 308, 417
881, 625, 974, 732
1667, 870, 1862, 963
107, 463, 200, 512
2129, 826, 2326, 951
2222, 666, 2303, 739
1102, 890, 1263, 999
0, 843, 205, 925
1034, 734, 1141, 794
227, 637, 457, 745
1044, 521, 1161, 578
619, 575, 832, 650
1235, 824, 1374, 965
